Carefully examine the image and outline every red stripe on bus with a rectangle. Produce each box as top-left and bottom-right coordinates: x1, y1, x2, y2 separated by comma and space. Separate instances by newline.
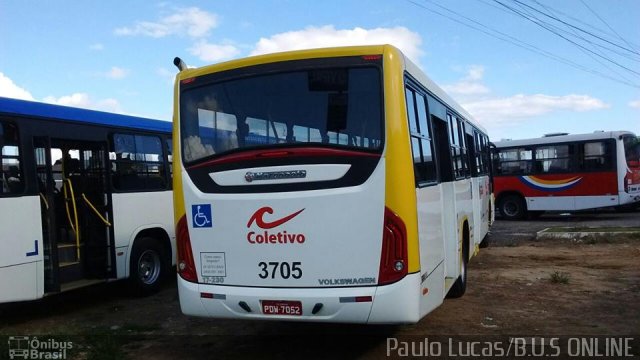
494, 171, 618, 197
187, 147, 381, 170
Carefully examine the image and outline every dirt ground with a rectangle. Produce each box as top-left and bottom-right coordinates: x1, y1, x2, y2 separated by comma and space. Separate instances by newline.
1, 212, 639, 359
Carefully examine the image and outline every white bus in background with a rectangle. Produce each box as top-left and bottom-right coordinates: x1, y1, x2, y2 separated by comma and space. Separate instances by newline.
0, 97, 175, 303
172, 45, 492, 324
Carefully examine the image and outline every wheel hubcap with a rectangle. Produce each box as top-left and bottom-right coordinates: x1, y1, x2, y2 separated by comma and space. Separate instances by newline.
504, 201, 518, 217
138, 250, 161, 285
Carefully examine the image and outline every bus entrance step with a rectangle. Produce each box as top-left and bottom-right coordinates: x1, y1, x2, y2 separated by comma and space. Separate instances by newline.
60, 279, 105, 293
57, 243, 83, 263
58, 261, 84, 284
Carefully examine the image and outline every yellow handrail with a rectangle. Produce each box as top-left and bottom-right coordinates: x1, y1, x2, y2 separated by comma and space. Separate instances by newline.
62, 178, 80, 260
39, 193, 49, 210
62, 181, 75, 233
82, 193, 112, 227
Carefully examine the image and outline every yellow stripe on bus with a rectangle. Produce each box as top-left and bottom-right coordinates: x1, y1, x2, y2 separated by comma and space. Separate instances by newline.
177, 45, 388, 81
172, 79, 186, 224
382, 45, 421, 274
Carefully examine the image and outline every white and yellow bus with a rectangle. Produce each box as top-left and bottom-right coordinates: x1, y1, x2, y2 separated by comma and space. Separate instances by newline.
173, 45, 492, 324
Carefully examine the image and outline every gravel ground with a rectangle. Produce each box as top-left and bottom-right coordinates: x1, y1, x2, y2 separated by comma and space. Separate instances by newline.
488, 209, 640, 246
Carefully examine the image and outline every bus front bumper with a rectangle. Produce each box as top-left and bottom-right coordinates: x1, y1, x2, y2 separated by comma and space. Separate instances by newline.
177, 273, 422, 324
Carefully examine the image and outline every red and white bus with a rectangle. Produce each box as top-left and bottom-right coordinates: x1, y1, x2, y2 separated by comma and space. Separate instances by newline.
492, 131, 640, 219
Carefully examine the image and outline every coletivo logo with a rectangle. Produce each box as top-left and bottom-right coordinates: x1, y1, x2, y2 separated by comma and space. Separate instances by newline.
247, 207, 304, 229
246, 207, 306, 244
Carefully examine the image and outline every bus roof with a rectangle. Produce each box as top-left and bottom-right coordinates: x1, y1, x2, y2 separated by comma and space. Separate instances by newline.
178, 44, 389, 80
0, 96, 172, 133
493, 131, 636, 148
176, 44, 487, 135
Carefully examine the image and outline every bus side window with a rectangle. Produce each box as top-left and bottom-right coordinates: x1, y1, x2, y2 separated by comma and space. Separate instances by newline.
415, 92, 437, 183
495, 148, 531, 175
0, 122, 24, 195
112, 134, 167, 191
405, 87, 422, 185
406, 86, 438, 185
536, 145, 571, 173
582, 141, 610, 170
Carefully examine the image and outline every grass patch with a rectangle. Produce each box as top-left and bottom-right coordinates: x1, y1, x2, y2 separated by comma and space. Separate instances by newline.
582, 236, 599, 245
80, 323, 160, 360
84, 333, 126, 360
550, 271, 570, 284
118, 324, 161, 334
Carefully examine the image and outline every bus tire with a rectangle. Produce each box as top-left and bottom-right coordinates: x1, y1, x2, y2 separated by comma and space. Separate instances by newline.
499, 194, 526, 220
129, 237, 167, 296
447, 240, 469, 298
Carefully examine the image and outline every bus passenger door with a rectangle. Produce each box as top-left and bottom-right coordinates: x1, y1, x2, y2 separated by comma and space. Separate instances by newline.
74, 142, 114, 280
34, 138, 114, 292
34, 137, 61, 293
431, 117, 459, 281
466, 132, 482, 246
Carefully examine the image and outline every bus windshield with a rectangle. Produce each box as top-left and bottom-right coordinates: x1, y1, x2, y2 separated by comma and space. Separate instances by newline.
624, 136, 640, 168
179, 65, 383, 164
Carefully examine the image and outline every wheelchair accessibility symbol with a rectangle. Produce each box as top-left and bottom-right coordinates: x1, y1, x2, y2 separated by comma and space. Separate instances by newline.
192, 204, 212, 228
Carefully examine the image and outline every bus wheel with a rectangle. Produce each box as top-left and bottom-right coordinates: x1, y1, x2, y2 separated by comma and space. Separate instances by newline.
499, 194, 526, 220
447, 242, 468, 298
129, 237, 166, 296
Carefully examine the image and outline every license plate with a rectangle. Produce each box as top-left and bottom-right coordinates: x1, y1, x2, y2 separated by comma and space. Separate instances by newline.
261, 300, 302, 316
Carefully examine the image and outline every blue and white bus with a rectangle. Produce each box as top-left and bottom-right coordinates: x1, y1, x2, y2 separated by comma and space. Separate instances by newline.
0, 97, 174, 303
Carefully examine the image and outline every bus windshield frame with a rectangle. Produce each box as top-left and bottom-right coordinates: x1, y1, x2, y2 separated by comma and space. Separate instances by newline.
623, 135, 640, 168
179, 56, 384, 166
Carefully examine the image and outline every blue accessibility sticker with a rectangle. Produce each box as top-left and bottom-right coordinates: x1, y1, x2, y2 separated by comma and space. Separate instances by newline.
192, 204, 212, 228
